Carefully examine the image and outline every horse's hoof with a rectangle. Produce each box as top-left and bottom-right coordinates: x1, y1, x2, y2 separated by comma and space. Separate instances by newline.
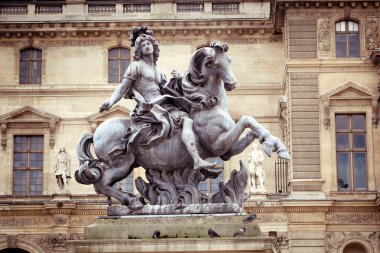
277, 150, 291, 160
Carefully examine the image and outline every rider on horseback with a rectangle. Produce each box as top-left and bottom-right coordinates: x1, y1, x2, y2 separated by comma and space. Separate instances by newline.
99, 31, 215, 171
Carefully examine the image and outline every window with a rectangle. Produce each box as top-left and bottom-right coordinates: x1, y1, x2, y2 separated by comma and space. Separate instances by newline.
19, 48, 42, 84
108, 47, 130, 83
113, 172, 134, 192
335, 20, 360, 58
198, 158, 224, 194
13, 136, 44, 196
336, 114, 367, 191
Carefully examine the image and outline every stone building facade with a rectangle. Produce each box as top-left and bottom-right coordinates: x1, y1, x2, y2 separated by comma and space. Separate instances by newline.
0, 0, 379, 252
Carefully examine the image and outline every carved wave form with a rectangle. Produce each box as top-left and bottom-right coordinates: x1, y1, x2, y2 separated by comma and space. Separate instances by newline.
135, 161, 249, 206
211, 160, 249, 207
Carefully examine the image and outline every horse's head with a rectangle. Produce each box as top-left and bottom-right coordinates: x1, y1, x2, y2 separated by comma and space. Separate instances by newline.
187, 41, 237, 91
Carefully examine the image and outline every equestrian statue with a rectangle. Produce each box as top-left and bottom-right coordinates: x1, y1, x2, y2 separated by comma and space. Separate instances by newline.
75, 27, 290, 209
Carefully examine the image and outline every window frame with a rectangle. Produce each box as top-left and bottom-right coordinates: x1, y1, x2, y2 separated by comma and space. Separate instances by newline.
19, 48, 43, 85
334, 19, 360, 58
107, 46, 131, 84
12, 135, 44, 196
198, 158, 224, 194
335, 114, 367, 191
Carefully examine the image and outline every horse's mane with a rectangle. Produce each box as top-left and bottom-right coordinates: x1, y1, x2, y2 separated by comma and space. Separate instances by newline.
182, 42, 229, 108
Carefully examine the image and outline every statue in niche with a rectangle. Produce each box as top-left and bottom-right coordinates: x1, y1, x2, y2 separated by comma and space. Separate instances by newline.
248, 143, 266, 193
75, 26, 290, 209
55, 147, 71, 190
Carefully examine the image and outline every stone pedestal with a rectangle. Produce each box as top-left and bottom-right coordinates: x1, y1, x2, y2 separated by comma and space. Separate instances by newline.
66, 204, 277, 253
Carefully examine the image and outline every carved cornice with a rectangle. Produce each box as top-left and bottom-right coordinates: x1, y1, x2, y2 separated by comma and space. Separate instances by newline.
320, 81, 378, 128
0, 106, 60, 149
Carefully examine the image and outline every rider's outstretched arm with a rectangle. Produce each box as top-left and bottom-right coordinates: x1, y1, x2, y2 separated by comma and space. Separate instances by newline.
100, 63, 138, 112
109, 77, 133, 107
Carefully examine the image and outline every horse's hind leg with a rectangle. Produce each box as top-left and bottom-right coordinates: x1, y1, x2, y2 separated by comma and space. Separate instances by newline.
93, 153, 144, 206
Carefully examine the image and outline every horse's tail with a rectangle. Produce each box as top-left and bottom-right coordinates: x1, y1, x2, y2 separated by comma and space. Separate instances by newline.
75, 134, 103, 185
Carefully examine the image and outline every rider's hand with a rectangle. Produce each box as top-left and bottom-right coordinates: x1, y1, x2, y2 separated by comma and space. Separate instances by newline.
99, 101, 111, 112
171, 70, 182, 79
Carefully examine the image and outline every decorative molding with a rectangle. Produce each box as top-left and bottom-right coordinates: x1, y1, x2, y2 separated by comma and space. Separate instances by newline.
255, 213, 288, 223
0, 217, 51, 227
0, 106, 60, 149
326, 213, 380, 224
320, 81, 378, 128
37, 233, 80, 249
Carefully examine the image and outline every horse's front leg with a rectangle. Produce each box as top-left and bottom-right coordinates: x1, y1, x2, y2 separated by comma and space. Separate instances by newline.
239, 116, 290, 160
221, 130, 258, 161
208, 119, 253, 156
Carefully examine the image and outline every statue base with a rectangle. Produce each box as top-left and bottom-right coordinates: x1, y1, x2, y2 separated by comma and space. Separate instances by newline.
108, 203, 243, 216
66, 205, 278, 253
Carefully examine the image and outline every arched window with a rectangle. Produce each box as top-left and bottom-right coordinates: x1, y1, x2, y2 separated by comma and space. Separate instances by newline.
108, 47, 130, 83
336, 20, 360, 58
19, 48, 42, 84
343, 242, 367, 253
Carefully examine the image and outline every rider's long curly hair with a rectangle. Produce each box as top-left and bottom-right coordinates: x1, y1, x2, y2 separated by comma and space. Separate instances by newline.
133, 34, 160, 64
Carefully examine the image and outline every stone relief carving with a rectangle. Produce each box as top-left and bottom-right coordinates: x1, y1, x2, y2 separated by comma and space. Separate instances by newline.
326, 213, 380, 224
37, 233, 80, 249
7, 235, 18, 248
256, 213, 288, 223
366, 18, 380, 50
318, 19, 331, 52
326, 231, 380, 253
276, 233, 290, 247
54, 216, 67, 225
0, 217, 51, 227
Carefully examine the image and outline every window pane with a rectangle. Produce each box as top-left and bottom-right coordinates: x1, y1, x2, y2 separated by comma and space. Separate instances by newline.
30, 170, 43, 195
336, 115, 349, 131
108, 48, 119, 59
120, 60, 130, 78
336, 34, 347, 58
354, 152, 367, 190
20, 49, 30, 60
120, 48, 130, 59
14, 136, 28, 151
13, 170, 27, 195
20, 61, 31, 84
353, 134, 366, 149
30, 153, 43, 167
14, 153, 28, 168
336, 21, 345, 32
352, 115, 365, 131
337, 152, 350, 191
336, 133, 349, 149
30, 136, 43, 151
348, 34, 360, 58
198, 181, 208, 193
210, 169, 224, 193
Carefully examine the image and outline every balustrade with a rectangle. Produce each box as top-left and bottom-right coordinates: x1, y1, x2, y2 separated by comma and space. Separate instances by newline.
35, 5, 63, 15
123, 4, 151, 13
88, 4, 116, 14
212, 3, 239, 13
0, 5, 28, 15
177, 3, 204, 12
